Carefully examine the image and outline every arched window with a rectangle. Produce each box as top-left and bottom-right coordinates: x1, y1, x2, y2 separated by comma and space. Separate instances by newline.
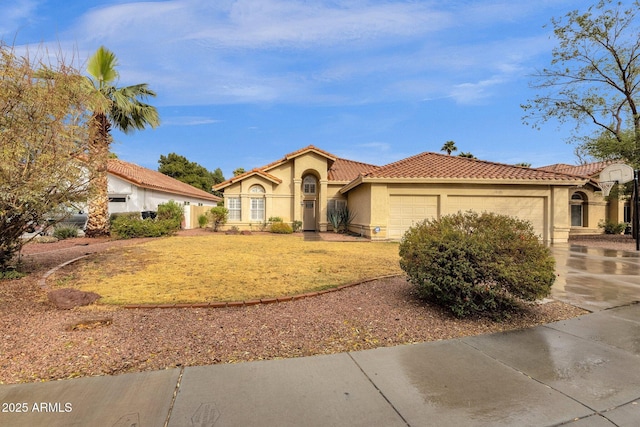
249, 185, 265, 221
303, 176, 316, 195
570, 192, 585, 227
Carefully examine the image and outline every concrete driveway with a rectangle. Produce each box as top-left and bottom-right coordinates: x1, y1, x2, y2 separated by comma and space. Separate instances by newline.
551, 244, 640, 311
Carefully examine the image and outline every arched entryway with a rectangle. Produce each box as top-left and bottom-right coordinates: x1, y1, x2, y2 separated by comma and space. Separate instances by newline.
302, 175, 317, 231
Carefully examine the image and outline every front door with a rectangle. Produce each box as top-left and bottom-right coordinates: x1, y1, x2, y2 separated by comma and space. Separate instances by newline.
303, 200, 316, 231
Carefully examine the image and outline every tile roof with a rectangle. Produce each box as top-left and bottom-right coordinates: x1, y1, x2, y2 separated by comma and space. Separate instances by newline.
108, 159, 221, 202
328, 158, 379, 181
262, 145, 338, 172
361, 152, 586, 181
537, 161, 614, 178
213, 168, 283, 190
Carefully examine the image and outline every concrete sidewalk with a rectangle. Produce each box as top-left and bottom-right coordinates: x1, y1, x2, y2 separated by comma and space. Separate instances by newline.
1, 246, 639, 427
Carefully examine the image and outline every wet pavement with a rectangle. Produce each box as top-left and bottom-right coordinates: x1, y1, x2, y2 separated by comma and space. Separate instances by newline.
552, 244, 640, 311
1, 245, 639, 426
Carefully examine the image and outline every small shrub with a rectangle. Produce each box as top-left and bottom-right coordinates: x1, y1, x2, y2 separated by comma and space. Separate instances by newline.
598, 220, 627, 235
209, 206, 228, 232
157, 200, 184, 228
197, 214, 209, 228
292, 220, 303, 232
270, 222, 293, 234
399, 211, 555, 319
268, 216, 283, 223
53, 225, 79, 240
0, 269, 26, 280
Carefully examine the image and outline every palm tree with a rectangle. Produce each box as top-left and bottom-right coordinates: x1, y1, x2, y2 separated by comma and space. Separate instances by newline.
84, 46, 160, 237
441, 140, 457, 155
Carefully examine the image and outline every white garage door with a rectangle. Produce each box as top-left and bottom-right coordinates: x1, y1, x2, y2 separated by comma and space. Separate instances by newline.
447, 196, 546, 238
388, 195, 438, 239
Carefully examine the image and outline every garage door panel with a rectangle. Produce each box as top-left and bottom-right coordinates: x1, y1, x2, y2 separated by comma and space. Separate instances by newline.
388, 195, 438, 239
447, 196, 545, 237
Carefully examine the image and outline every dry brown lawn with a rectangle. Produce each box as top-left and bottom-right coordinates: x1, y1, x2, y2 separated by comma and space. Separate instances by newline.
49, 234, 401, 304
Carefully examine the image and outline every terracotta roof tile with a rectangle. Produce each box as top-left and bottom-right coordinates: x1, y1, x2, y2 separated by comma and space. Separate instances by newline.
364, 152, 585, 181
328, 158, 379, 181
537, 161, 614, 178
108, 159, 221, 202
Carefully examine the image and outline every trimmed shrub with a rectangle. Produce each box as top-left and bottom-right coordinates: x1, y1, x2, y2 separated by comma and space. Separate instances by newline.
209, 206, 228, 232
399, 211, 555, 319
197, 214, 209, 228
157, 200, 184, 228
53, 224, 79, 240
270, 222, 293, 234
292, 220, 303, 232
110, 216, 179, 239
598, 220, 627, 235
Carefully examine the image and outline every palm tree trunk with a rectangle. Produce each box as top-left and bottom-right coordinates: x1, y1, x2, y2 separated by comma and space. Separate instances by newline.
85, 113, 112, 238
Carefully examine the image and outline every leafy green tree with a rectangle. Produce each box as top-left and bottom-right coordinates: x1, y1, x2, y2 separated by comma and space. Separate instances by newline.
440, 141, 457, 155
515, 162, 532, 168
233, 167, 246, 177
0, 45, 96, 270
208, 206, 228, 232
211, 167, 225, 197
85, 46, 160, 237
522, 0, 640, 167
158, 153, 219, 192
458, 152, 476, 159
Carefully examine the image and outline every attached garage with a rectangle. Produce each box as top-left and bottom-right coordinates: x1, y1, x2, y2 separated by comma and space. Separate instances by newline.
387, 195, 438, 239
446, 196, 546, 238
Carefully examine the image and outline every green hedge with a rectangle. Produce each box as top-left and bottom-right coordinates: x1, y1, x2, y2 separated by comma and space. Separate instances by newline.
399, 211, 555, 318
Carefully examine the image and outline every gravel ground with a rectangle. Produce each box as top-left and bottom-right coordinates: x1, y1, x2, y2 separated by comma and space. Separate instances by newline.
1, 232, 629, 385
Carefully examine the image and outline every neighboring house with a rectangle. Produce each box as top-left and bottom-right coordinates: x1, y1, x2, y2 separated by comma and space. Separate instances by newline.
214, 145, 588, 243
537, 161, 631, 235
108, 158, 221, 229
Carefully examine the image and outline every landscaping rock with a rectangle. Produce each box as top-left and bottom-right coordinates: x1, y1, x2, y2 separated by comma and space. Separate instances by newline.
47, 288, 101, 309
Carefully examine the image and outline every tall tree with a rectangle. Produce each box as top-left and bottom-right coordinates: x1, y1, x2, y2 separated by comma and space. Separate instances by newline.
0, 45, 96, 269
233, 167, 246, 176
84, 46, 160, 237
458, 152, 476, 159
158, 153, 224, 193
441, 141, 457, 155
522, 0, 640, 168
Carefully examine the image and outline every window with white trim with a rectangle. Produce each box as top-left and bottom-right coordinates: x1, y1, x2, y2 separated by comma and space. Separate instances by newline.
250, 185, 265, 221
227, 197, 241, 221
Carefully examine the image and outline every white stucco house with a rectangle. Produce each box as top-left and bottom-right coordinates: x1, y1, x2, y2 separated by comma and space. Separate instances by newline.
107, 159, 221, 229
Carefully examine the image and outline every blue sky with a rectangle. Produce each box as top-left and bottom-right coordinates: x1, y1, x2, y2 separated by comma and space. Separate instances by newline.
1, 0, 617, 179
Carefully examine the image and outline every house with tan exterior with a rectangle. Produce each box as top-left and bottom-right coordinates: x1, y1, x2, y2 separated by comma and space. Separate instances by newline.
213, 145, 606, 243
108, 159, 221, 229
537, 162, 631, 235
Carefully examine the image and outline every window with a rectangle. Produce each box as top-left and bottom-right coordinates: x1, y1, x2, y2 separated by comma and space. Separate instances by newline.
251, 198, 265, 221
227, 197, 241, 221
624, 203, 631, 223
327, 199, 346, 219
303, 176, 316, 195
570, 192, 584, 227
249, 185, 265, 221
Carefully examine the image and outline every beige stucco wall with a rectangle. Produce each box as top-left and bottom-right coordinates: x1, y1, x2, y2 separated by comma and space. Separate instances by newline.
220, 151, 335, 231
345, 181, 576, 243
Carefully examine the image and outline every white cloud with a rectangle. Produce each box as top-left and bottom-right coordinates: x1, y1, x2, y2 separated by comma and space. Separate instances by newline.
162, 116, 221, 126
0, 1, 39, 38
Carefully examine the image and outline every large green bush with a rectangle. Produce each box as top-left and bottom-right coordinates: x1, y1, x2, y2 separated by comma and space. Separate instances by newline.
110, 215, 179, 239
399, 211, 556, 318
110, 204, 182, 239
